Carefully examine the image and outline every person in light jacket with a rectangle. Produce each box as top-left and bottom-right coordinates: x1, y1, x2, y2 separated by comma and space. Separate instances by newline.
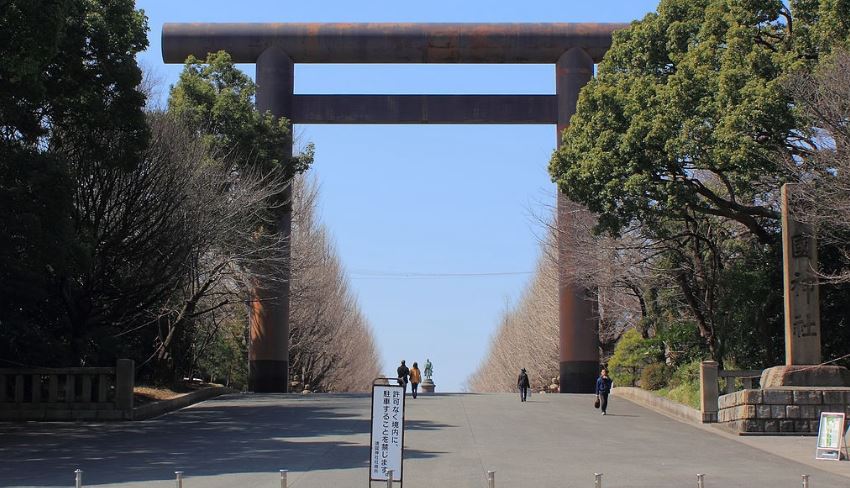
409, 362, 422, 399
596, 368, 613, 415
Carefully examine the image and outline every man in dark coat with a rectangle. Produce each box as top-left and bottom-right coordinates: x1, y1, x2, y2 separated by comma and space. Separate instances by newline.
596, 368, 613, 415
517, 368, 530, 402
397, 360, 410, 393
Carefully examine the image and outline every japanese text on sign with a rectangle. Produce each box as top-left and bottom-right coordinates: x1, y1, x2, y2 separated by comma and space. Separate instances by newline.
370, 383, 405, 481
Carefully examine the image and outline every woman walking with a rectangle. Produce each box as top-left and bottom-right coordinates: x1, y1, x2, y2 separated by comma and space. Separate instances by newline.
596, 368, 613, 415
409, 362, 422, 399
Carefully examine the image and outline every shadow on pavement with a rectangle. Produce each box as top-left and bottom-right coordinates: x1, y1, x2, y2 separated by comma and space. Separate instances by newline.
0, 393, 445, 486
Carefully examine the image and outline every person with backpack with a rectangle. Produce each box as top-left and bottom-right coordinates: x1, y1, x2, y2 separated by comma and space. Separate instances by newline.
596, 368, 613, 415
397, 360, 410, 393
517, 368, 530, 402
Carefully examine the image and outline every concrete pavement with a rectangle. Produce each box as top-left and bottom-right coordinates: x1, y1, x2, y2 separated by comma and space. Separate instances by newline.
1, 392, 848, 487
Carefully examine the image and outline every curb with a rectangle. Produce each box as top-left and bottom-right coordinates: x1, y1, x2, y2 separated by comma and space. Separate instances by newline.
133, 387, 234, 420
611, 386, 702, 425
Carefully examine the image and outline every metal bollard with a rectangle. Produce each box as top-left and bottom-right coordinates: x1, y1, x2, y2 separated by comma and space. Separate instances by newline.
175, 471, 183, 488
487, 470, 495, 488
280, 469, 288, 488
594, 472, 602, 488
75, 469, 82, 488
386, 469, 394, 487
697, 473, 705, 488
802, 474, 810, 488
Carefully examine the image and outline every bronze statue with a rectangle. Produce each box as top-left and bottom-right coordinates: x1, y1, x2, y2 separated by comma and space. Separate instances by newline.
424, 358, 433, 380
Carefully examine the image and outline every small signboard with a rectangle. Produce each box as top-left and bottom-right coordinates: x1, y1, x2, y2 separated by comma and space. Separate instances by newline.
369, 379, 405, 485
816, 412, 848, 461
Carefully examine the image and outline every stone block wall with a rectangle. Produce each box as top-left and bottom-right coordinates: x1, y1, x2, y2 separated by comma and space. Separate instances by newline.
718, 387, 850, 434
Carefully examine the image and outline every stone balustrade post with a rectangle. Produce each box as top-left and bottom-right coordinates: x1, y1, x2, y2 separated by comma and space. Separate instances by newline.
115, 359, 135, 416
700, 360, 719, 423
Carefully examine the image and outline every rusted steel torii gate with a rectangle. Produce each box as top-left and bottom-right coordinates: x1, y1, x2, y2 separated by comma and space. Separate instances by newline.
162, 22, 625, 393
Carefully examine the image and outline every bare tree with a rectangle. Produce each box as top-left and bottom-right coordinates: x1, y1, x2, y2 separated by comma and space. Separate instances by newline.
467, 225, 560, 392
107, 112, 292, 380
783, 49, 850, 280
289, 175, 381, 391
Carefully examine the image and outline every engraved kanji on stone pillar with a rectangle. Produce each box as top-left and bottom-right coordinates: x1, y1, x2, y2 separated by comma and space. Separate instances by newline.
781, 183, 820, 365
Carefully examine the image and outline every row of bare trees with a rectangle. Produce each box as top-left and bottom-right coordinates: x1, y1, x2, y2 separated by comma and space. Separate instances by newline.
289, 176, 382, 391
466, 228, 559, 392
783, 50, 850, 277
89, 113, 381, 391
466, 211, 645, 392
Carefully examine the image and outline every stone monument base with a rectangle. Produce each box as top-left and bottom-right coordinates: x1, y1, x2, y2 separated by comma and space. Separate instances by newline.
718, 387, 850, 434
760, 365, 850, 388
420, 379, 435, 394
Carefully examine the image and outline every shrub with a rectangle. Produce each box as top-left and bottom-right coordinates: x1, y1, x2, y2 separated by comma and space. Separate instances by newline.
656, 318, 704, 366
640, 362, 672, 390
608, 328, 663, 386
659, 360, 702, 409
669, 360, 700, 388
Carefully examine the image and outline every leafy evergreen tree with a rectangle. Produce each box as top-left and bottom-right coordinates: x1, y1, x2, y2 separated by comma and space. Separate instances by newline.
0, 0, 149, 366
168, 50, 312, 178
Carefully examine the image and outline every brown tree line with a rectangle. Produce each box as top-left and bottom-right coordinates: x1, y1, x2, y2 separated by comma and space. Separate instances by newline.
467, 212, 644, 392
289, 175, 382, 391
466, 228, 559, 392
99, 112, 382, 391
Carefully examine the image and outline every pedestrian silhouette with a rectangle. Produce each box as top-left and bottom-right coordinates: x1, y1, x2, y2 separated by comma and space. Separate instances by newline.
397, 360, 410, 393
517, 368, 530, 402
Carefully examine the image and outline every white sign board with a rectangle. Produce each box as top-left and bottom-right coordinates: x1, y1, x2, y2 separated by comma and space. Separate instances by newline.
816, 412, 847, 461
370, 382, 405, 483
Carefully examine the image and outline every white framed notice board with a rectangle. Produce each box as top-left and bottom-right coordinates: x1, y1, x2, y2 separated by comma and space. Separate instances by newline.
816, 412, 848, 461
369, 379, 406, 485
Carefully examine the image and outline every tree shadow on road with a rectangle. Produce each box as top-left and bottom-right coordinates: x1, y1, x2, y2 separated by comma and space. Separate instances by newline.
0, 393, 448, 486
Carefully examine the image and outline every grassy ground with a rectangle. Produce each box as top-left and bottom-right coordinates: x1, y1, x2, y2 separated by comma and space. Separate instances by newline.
653, 383, 700, 409
133, 381, 220, 406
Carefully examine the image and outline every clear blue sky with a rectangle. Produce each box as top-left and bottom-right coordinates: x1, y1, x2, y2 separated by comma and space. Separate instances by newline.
136, 0, 660, 391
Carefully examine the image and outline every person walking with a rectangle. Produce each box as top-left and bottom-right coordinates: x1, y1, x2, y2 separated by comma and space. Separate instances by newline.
397, 360, 410, 393
409, 362, 422, 399
596, 368, 613, 415
517, 368, 530, 402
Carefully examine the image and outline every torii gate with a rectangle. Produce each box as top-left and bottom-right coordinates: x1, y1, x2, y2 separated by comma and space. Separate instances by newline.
161, 22, 625, 393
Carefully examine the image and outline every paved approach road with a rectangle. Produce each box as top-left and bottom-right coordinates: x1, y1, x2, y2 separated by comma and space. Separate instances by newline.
1, 392, 848, 487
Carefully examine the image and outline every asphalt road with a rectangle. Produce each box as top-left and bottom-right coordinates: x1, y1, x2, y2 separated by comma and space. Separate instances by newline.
1, 392, 848, 487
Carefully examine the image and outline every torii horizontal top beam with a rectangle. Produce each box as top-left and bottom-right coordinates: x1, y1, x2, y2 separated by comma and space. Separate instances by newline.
161, 22, 626, 64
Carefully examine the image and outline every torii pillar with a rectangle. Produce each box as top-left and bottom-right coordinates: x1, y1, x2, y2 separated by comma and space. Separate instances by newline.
556, 48, 599, 393
249, 47, 294, 392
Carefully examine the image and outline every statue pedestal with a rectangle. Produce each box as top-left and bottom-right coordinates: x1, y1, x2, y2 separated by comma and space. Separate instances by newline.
760, 365, 850, 388
420, 379, 435, 394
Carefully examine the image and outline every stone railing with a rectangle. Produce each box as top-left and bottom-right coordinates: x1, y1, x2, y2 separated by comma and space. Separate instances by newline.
0, 359, 134, 421
719, 369, 762, 393
699, 361, 763, 424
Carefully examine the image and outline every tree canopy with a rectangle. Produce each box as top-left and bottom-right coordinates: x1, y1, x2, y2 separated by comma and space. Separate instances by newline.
168, 50, 312, 179
1, 0, 150, 365
550, 0, 850, 244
